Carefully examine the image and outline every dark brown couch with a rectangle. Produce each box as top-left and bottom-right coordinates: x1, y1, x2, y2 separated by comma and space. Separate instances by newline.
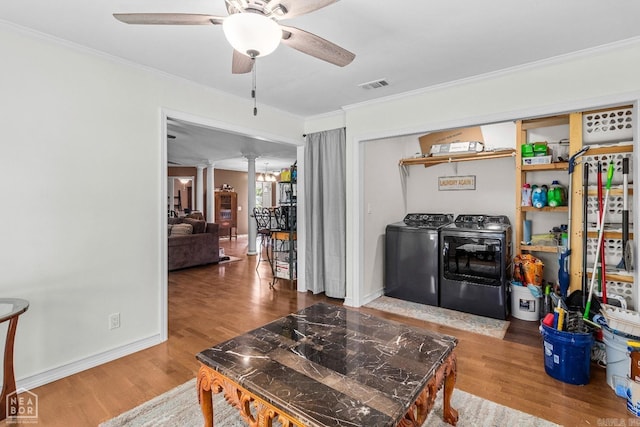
168, 217, 220, 271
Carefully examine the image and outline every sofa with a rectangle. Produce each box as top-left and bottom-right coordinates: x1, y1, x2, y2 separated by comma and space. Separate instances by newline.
168, 217, 220, 271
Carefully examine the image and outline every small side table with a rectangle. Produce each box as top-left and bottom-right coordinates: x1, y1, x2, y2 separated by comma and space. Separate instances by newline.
0, 298, 29, 421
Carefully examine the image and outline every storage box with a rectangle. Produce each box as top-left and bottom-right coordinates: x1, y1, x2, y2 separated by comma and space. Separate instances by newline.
521, 144, 534, 158
275, 260, 296, 279
583, 107, 633, 144
531, 233, 557, 246
522, 155, 552, 165
429, 141, 484, 156
586, 194, 634, 224
548, 141, 570, 162
532, 142, 548, 157
586, 237, 623, 267
583, 150, 634, 185
419, 126, 484, 156
601, 304, 640, 337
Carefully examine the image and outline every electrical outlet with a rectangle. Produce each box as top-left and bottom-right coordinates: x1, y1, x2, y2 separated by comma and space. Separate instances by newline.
109, 313, 120, 330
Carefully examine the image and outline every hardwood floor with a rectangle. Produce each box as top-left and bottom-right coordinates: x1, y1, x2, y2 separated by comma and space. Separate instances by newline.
14, 236, 626, 426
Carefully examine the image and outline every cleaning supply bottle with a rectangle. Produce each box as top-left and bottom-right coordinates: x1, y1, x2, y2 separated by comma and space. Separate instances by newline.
542, 284, 552, 317
532, 185, 548, 208
521, 183, 532, 206
547, 180, 566, 207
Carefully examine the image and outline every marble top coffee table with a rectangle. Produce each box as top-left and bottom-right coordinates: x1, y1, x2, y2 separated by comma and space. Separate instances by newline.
196, 302, 458, 427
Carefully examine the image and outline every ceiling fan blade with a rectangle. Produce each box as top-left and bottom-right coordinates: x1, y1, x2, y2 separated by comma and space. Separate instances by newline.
274, 0, 338, 19
280, 25, 354, 67
113, 13, 225, 26
232, 50, 254, 74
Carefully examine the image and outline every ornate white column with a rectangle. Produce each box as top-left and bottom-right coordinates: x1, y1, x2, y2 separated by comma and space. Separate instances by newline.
167, 177, 175, 214
206, 161, 215, 223
246, 154, 258, 255
196, 164, 205, 213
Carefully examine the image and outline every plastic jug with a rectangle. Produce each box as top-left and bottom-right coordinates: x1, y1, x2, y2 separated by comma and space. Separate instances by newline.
547, 180, 566, 207
521, 183, 532, 206
532, 185, 548, 208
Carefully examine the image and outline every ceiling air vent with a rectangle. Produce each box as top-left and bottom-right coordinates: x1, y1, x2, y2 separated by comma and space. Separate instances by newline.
358, 78, 389, 90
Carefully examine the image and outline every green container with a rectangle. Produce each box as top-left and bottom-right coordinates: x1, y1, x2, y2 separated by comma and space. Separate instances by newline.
547, 181, 566, 207
521, 144, 534, 158
533, 142, 548, 157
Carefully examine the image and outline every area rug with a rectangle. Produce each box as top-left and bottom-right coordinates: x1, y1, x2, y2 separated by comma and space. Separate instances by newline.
100, 379, 558, 427
365, 296, 510, 339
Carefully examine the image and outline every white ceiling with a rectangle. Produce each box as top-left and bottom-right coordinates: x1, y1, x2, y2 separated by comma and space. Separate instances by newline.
3, 0, 640, 171
167, 117, 299, 172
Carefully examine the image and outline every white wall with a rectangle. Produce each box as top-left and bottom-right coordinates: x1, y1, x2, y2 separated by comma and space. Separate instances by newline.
4, 20, 640, 388
362, 135, 417, 302
310, 39, 640, 307
362, 124, 517, 302
0, 23, 304, 389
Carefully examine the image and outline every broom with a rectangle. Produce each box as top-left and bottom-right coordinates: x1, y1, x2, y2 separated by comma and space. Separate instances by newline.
584, 163, 614, 320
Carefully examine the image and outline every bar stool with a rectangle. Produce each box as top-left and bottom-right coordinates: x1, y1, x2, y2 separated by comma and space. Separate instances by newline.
254, 207, 273, 270
0, 298, 29, 420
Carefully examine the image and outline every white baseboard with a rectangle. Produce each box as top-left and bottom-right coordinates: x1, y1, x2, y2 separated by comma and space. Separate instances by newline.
17, 334, 164, 391
344, 289, 384, 308
361, 289, 384, 306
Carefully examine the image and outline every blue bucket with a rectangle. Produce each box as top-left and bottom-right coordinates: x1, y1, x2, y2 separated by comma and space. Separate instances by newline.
541, 323, 594, 385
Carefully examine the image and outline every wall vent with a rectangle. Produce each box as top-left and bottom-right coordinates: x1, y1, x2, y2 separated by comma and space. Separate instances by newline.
358, 79, 389, 90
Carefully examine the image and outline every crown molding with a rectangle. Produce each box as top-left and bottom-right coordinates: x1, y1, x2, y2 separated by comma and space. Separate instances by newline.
0, 18, 305, 122
342, 36, 640, 112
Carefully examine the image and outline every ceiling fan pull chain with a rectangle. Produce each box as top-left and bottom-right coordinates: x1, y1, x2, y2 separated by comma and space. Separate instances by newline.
252, 57, 257, 116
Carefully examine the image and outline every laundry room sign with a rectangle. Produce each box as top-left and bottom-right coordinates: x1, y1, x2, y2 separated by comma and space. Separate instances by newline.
438, 175, 476, 191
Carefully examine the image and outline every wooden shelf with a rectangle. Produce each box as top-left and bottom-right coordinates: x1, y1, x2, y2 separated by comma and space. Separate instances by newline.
522, 162, 568, 171
399, 150, 515, 168
520, 115, 570, 130
586, 270, 634, 284
585, 231, 634, 240
583, 144, 634, 155
271, 231, 297, 241
604, 273, 634, 284
521, 206, 569, 213
587, 187, 633, 196
515, 114, 581, 292
521, 245, 561, 253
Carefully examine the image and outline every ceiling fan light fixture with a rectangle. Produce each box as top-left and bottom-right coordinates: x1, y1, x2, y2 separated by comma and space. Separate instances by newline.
223, 13, 281, 58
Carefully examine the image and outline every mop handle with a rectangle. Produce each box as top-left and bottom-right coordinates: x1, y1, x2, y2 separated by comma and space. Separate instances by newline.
566, 146, 589, 253
584, 163, 615, 319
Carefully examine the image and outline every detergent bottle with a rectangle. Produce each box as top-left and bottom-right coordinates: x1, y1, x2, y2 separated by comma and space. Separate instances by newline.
521, 183, 532, 206
532, 185, 548, 208
547, 180, 566, 207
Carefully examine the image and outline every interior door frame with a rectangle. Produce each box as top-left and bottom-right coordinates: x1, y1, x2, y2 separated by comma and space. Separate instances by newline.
159, 108, 306, 339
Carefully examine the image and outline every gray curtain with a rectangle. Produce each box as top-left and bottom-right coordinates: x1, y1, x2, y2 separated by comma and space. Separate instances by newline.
304, 128, 346, 298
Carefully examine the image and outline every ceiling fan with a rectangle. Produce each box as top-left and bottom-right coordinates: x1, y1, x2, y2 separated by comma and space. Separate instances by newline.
113, 0, 355, 74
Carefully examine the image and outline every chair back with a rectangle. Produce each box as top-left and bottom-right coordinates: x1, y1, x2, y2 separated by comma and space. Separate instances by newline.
272, 206, 296, 231
253, 207, 272, 231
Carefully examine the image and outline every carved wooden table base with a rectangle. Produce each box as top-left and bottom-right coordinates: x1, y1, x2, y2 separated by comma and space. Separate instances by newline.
198, 365, 303, 427
197, 351, 457, 427
399, 352, 458, 427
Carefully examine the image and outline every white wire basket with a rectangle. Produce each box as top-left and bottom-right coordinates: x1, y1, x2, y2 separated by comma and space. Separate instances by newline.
601, 304, 640, 336
586, 193, 634, 225
586, 237, 623, 266
583, 107, 633, 144
583, 151, 634, 185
